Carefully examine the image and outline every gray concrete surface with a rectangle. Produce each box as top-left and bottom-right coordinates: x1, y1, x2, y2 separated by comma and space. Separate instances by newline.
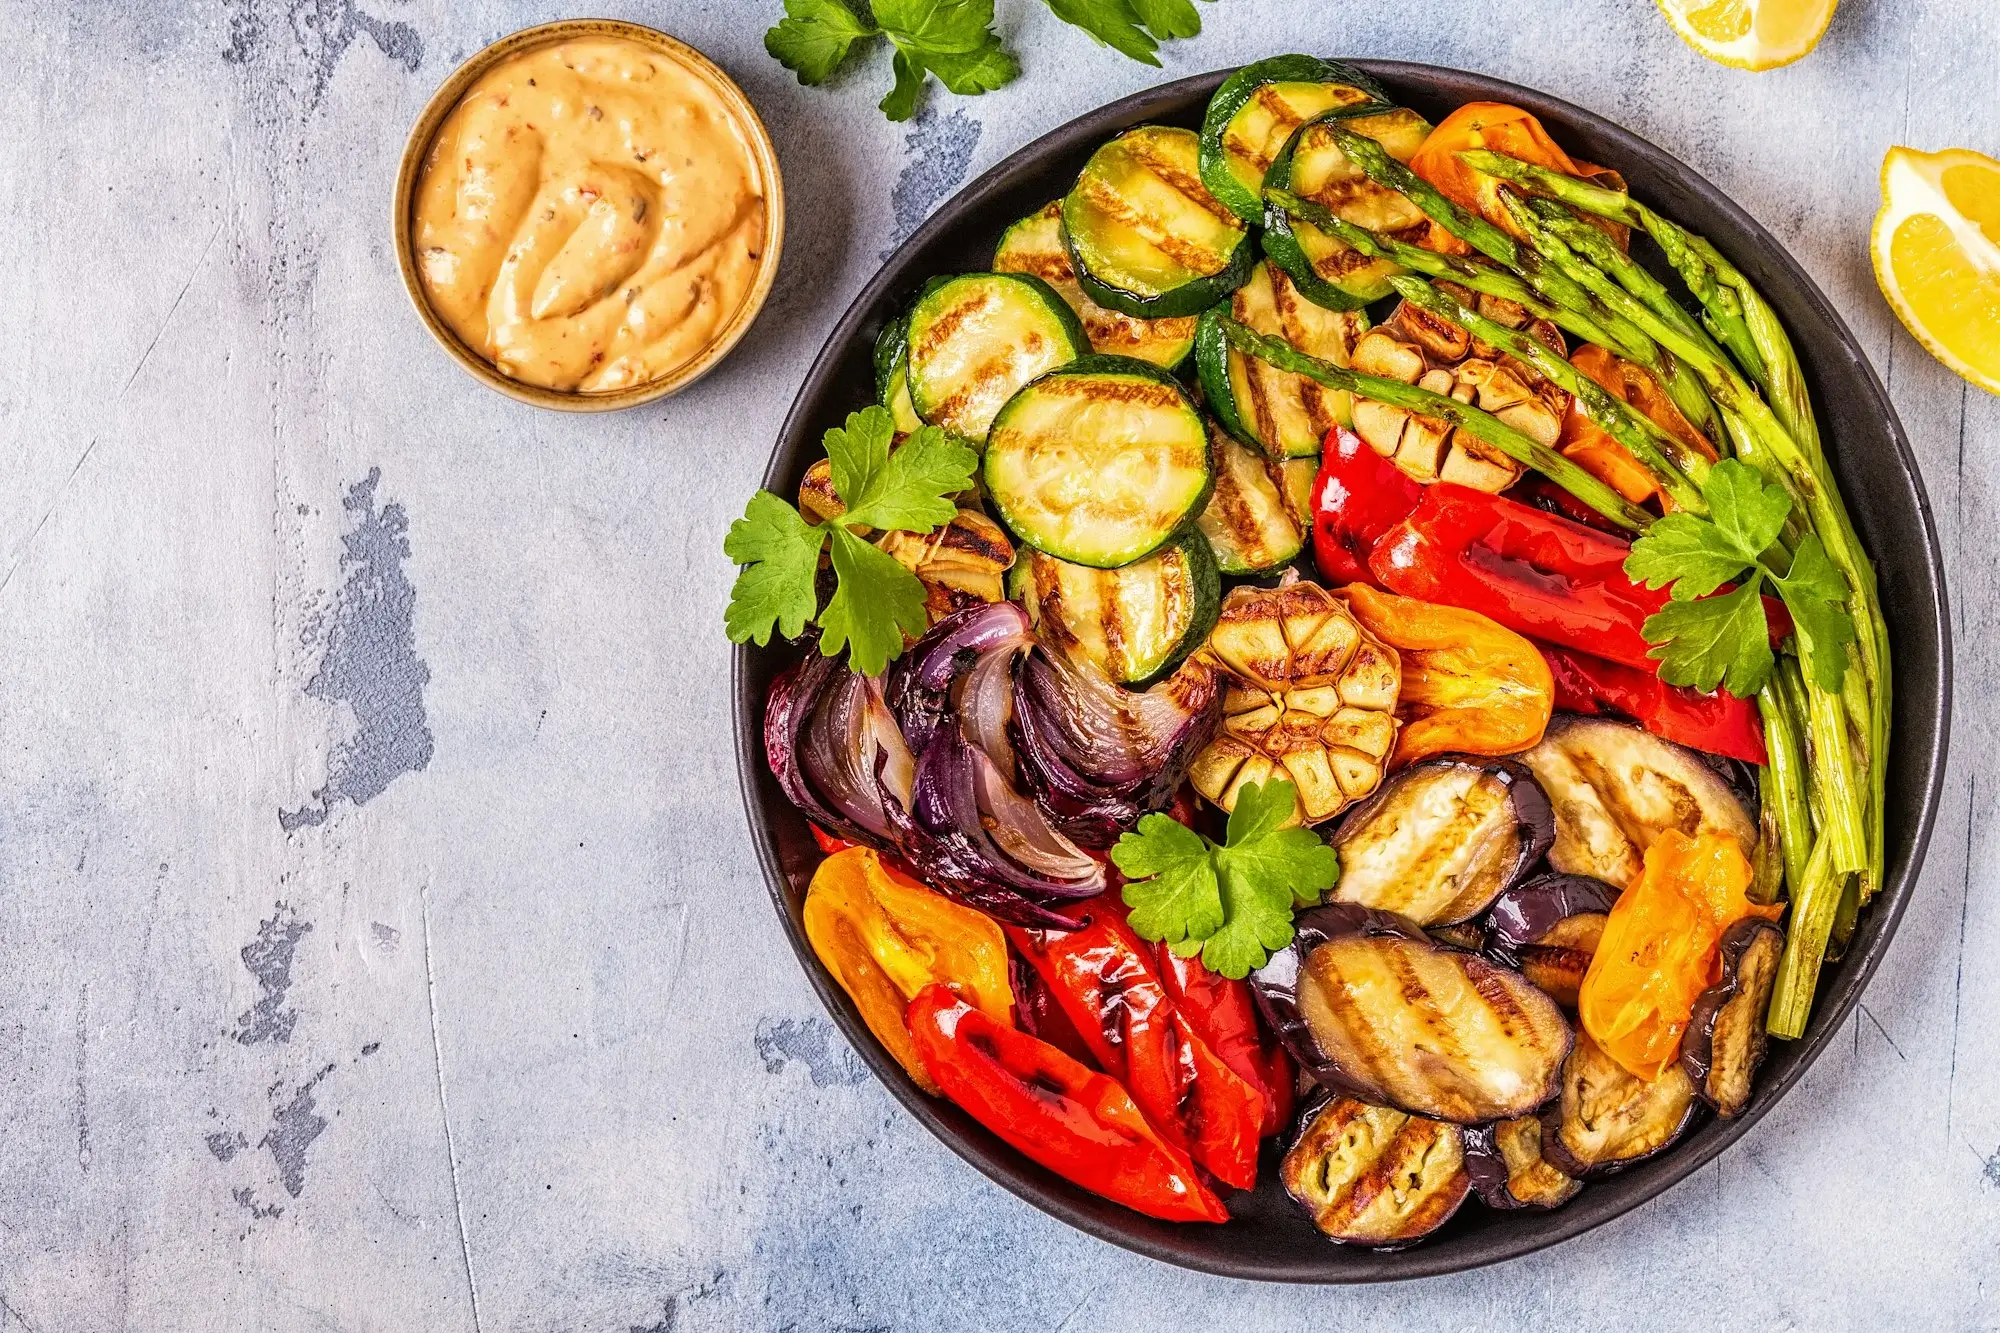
2, 1, 1995, 1329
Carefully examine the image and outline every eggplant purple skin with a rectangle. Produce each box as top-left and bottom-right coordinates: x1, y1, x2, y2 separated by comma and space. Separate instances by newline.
1679, 916, 1786, 1118
1283, 1090, 1473, 1250
1330, 756, 1555, 925
1462, 1119, 1581, 1211
1484, 874, 1618, 968
1253, 905, 1429, 1106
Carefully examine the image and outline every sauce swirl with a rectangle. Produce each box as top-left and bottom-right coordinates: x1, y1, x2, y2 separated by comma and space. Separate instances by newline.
412, 37, 768, 393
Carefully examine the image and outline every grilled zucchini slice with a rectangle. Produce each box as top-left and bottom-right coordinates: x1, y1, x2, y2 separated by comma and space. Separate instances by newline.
1197, 262, 1368, 459
1014, 529, 1221, 687
1061, 126, 1256, 320
1196, 422, 1308, 574
993, 202, 1197, 369
1262, 107, 1435, 310
904, 273, 1086, 443
872, 311, 926, 434
985, 355, 1211, 568
1198, 55, 1390, 223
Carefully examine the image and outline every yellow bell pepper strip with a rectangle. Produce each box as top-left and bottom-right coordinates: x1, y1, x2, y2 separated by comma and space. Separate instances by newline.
1340, 584, 1554, 769
1579, 830, 1781, 1082
802, 848, 1014, 1094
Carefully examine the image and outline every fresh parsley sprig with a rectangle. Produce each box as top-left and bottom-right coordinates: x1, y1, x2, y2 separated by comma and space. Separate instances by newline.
724, 406, 977, 676
1110, 779, 1339, 980
1624, 458, 1855, 697
764, 0, 1213, 122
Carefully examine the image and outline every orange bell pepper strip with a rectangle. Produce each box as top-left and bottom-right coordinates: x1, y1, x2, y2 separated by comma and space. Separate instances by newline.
802, 848, 1014, 1094
1578, 830, 1781, 1082
1558, 345, 1720, 507
1410, 103, 1625, 248
1340, 583, 1554, 768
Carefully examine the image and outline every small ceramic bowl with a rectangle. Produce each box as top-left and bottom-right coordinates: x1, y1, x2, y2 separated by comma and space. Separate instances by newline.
392, 19, 785, 411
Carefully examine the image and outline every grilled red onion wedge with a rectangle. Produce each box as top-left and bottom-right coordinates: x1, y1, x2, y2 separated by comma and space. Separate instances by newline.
1521, 716, 1756, 888
1463, 1116, 1581, 1210
1680, 918, 1786, 1119
1281, 1093, 1470, 1248
1542, 1029, 1699, 1177
1329, 757, 1553, 925
1253, 904, 1572, 1124
1012, 645, 1220, 849
1484, 874, 1618, 1009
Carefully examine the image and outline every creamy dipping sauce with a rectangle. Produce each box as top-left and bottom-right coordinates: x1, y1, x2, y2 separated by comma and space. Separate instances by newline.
412, 37, 768, 393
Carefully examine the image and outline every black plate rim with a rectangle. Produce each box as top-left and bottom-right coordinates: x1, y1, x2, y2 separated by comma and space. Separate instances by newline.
732, 61, 1953, 1282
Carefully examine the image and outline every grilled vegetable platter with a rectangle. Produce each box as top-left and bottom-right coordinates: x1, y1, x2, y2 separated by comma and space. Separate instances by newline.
727, 59, 1924, 1266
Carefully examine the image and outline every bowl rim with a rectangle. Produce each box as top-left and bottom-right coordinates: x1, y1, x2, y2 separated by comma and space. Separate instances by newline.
732, 60, 1954, 1281
390, 18, 785, 412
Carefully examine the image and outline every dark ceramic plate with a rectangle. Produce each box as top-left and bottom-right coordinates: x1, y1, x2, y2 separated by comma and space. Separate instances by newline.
733, 62, 1952, 1280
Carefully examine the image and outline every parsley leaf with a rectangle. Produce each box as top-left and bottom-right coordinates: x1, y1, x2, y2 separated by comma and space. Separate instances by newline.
764, 0, 878, 86
1643, 577, 1776, 697
1772, 534, 1855, 692
1116, 814, 1222, 948
1129, 0, 1206, 40
723, 492, 828, 645
1624, 512, 1760, 602
1625, 458, 1789, 601
1703, 458, 1792, 562
766, 0, 1212, 121
723, 406, 976, 675
1043, 0, 1163, 64
1112, 779, 1339, 979
1625, 456, 1852, 698
818, 525, 932, 676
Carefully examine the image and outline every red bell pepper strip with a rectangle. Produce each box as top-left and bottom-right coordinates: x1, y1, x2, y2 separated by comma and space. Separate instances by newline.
1009, 951, 1099, 1069
1541, 643, 1768, 765
905, 985, 1230, 1223
1369, 484, 1792, 677
1007, 898, 1264, 1190
1152, 944, 1294, 1138
1310, 426, 1424, 586
810, 824, 862, 856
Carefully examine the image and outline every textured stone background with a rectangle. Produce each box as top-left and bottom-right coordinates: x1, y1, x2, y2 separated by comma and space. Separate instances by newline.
2, 2, 1995, 1329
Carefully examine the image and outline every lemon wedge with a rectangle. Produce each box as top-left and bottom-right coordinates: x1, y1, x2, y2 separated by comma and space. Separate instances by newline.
1872, 146, 2000, 395
1655, 0, 1837, 71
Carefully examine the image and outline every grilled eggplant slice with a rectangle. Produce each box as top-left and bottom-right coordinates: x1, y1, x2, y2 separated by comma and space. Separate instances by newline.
1062, 125, 1256, 319
1426, 921, 1486, 953
1197, 261, 1369, 459
985, 355, 1211, 569
1253, 904, 1572, 1124
1329, 757, 1554, 926
1261, 107, 1434, 310
1463, 1115, 1581, 1211
993, 201, 1198, 368
1485, 874, 1619, 1009
1282, 1092, 1470, 1247
1522, 715, 1759, 888
1195, 421, 1309, 575
1198, 55, 1390, 223
1680, 918, 1785, 1119
1542, 1029, 1699, 1177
